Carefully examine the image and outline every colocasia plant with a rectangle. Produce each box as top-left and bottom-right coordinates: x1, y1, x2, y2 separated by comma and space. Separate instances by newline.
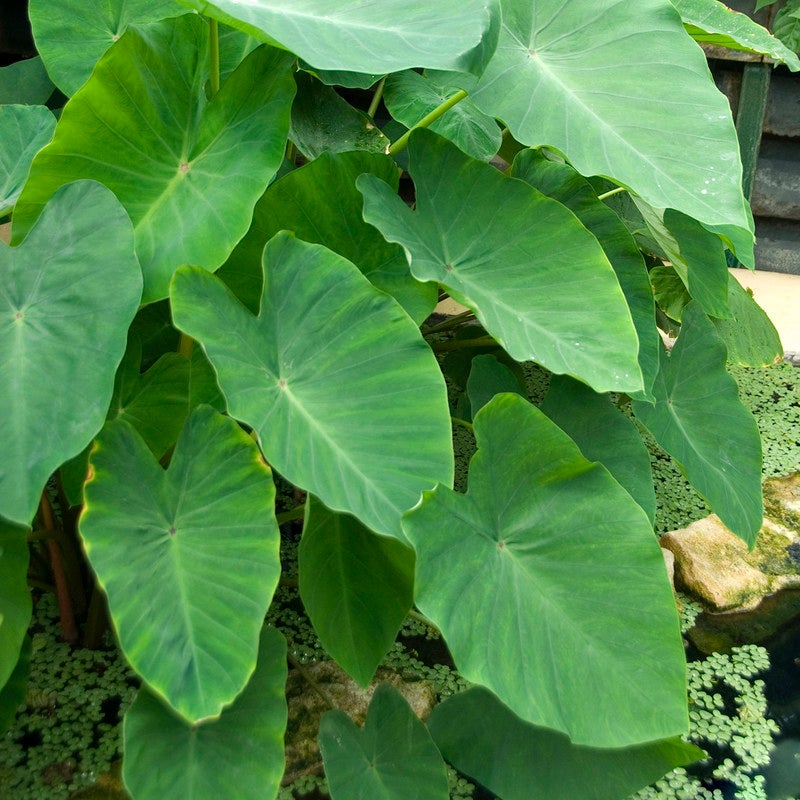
0, 1, 796, 798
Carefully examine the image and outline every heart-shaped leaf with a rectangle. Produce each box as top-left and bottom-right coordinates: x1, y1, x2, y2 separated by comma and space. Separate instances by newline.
299, 496, 415, 687
13, 14, 295, 302
219, 149, 435, 323
466, 354, 525, 419
633, 302, 763, 546
123, 625, 287, 800
0, 521, 30, 694
541, 375, 657, 525
80, 406, 280, 722
171, 232, 453, 539
0, 57, 54, 105
0, 180, 141, 526
359, 129, 643, 395
28, 0, 190, 96
429, 687, 705, 800
0, 105, 55, 217
180, 0, 500, 77
319, 683, 449, 800
465, 0, 755, 263
402, 393, 687, 747
510, 148, 660, 400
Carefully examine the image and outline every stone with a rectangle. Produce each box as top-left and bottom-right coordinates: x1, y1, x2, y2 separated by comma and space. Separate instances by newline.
661, 547, 675, 588
764, 473, 800, 533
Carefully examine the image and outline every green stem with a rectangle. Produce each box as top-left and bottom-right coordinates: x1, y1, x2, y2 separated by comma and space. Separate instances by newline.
596, 186, 627, 201
286, 140, 296, 164
178, 333, 194, 359
451, 416, 474, 433
208, 19, 220, 98
389, 89, 468, 156
276, 504, 305, 526
367, 76, 386, 118
407, 607, 441, 633
421, 309, 475, 336
431, 335, 496, 353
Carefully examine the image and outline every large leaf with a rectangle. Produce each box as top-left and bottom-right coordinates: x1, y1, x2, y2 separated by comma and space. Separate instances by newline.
28, 0, 189, 96
429, 687, 705, 800
0, 181, 141, 526
0, 521, 30, 694
510, 148, 660, 399
541, 375, 657, 525
171, 232, 453, 539
0, 57, 55, 105
464, 0, 755, 263
674, 0, 800, 69
80, 406, 280, 722
181, 0, 500, 76
402, 394, 687, 747
299, 497, 415, 687
319, 683, 449, 800
0, 105, 55, 217
13, 14, 295, 303
633, 302, 763, 546
359, 129, 643, 395
123, 625, 287, 800
384, 70, 501, 161
219, 149, 435, 323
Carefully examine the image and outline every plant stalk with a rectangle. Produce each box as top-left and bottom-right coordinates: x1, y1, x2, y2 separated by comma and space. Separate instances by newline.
276, 505, 305, 526
421, 309, 476, 336
367, 76, 386, 118
40, 493, 79, 643
596, 186, 627, 201
389, 89, 468, 156
451, 416, 474, 433
287, 648, 337, 710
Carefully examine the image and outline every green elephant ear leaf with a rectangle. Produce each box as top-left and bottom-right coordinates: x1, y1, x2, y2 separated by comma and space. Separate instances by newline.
28, 0, 190, 96
402, 394, 687, 747
13, 14, 295, 303
0, 105, 55, 217
80, 406, 281, 723
541, 375, 657, 525
171, 232, 453, 539
123, 625, 287, 800
673, 0, 800, 70
219, 149, 435, 323
429, 687, 705, 800
633, 302, 763, 546
0, 521, 31, 694
0, 181, 141, 526
319, 683, 450, 800
359, 129, 643, 395
299, 496, 415, 687
0, 57, 55, 105
180, 0, 500, 77
510, 148, 660, 400
466, 354, 525, 419
466, 0, 754, 264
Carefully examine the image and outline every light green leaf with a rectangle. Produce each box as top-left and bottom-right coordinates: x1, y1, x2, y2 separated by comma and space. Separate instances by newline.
218, 24, 260, 84
541, 375, 657, 525
0, 105, 55, 217
651, 265, 692, 322
0, 521, 30, 694
429, 687, 704, 800
319, 683, 449, 800
402, 393, 687, 747
299, 497, 415, 687
384, 70, 501, 161
466, 0, 755, 264
634, 201, 731, 319
633, 302, 763, 546
359, 129, 643, 395
0, 57, 54, 105
171, 232, 453, 539
674, 0, 800, 69
290, 72, 389, 159
218, 149, 436, 323
181, 0, 500, 76
0, 636, 30, 735
466, 354, 525, 419
0, 181, 141, 526
304, 68, 384, 90
80, 406, 280, 722
774, 0, 800, 52
13, 15, 295, 303
511, 149, 660, 400
123, 625, 287, 800
28, 0, 189, 95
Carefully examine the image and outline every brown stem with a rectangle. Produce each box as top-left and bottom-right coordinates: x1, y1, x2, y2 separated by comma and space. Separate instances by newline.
40, 493, 79, 643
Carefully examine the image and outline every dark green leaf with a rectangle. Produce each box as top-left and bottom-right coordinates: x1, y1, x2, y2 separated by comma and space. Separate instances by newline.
0, 57, 54, 105
651, 266, 692, 322
466, 354, 524, 419
0, 636, 30, 735
0, 520, 30, 693
774, 0, 800, 53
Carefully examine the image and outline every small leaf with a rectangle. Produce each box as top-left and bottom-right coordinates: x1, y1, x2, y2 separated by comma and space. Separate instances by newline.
359, 129, 643, 395
299, 497, 415, 687
0, 57, 55, 105
80, 406, 281, 722
0, 181, 141, 526
651, 265, 692, 322
402, 394, 687, 747
774, 0, 800, 56
466, 354, 525, 419
319, 683, 449, 800
633, 303, 763, 546
123, 625, 287, 800
172, 233, 453, 539
0, 636, 30, 735
429, 687, 705, 800
0, 521, 31, 694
